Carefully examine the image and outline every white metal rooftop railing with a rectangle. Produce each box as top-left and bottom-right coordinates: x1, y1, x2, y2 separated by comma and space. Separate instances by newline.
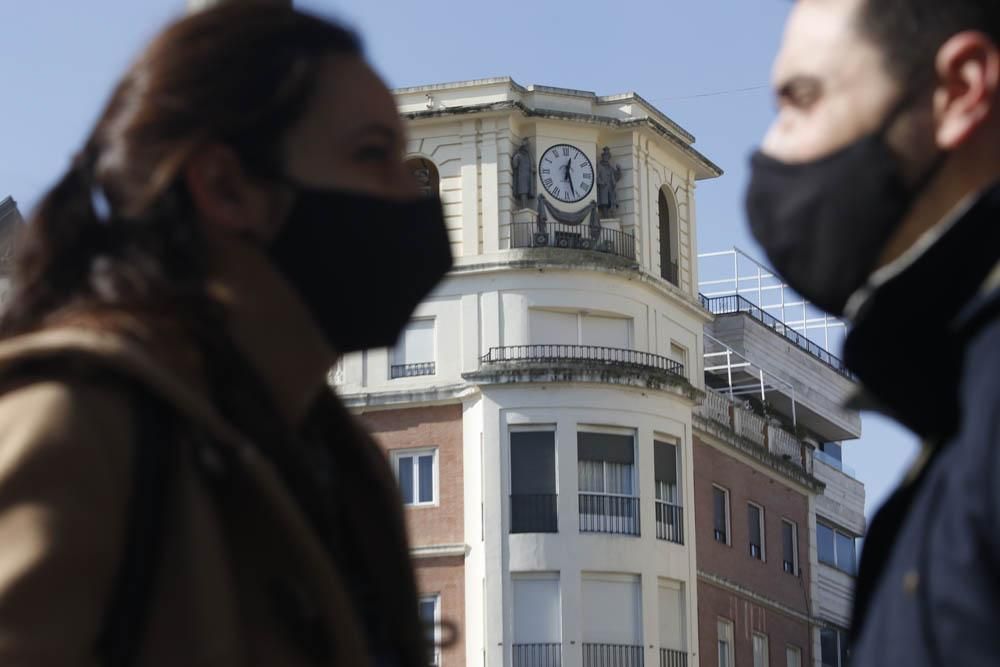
699, 247, 849, 365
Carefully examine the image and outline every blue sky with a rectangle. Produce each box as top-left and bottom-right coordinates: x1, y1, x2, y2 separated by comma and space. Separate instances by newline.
0, 0, 919, 518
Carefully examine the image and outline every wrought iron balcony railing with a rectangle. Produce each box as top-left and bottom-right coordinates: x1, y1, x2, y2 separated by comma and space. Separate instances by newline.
659, 648, 687, 667
655, 501, 684, 544
513, 643, 562, 667
582, 643, 644, 667
699, 293, 852, 377
579, 494, 640, 536
390, 362, 436, 379
510, 494, 559, 534
481, 345, 685, 379
511, 221, 636, 261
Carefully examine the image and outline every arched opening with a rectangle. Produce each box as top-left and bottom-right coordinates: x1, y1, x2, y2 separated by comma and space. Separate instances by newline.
405, 157, 440, 198
658, 188, 678, 286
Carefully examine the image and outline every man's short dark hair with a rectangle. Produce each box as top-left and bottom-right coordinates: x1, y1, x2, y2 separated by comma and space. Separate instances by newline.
858, 0, 1000, 81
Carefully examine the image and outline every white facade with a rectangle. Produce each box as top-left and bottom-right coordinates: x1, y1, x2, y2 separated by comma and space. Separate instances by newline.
339, 78, 721, 667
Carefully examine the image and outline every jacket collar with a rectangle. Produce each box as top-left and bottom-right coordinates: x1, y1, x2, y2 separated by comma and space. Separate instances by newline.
205, 232, 336, 427
844, 182, 1000, 440
0, 233, 336, 435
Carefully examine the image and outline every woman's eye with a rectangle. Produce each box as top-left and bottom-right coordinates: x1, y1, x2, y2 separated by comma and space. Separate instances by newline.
355, 145, 391, 162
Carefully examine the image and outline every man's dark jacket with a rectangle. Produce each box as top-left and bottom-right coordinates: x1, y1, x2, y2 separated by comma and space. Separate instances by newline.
848, 183, 1000, 666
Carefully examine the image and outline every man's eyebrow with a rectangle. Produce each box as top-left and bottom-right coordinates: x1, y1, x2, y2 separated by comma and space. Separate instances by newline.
775, 75, 823, 100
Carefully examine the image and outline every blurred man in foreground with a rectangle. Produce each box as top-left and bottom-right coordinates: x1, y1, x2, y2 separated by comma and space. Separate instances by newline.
746, 1, 1000, 664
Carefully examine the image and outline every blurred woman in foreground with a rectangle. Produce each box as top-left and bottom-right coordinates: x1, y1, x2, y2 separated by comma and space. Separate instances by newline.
0, 3, 451, 665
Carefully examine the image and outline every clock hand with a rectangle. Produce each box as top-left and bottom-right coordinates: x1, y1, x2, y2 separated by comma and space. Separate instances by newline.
564, 160, 576, 196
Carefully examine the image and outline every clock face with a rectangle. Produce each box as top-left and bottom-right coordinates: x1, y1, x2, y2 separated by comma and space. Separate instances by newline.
538, 143, 594, 203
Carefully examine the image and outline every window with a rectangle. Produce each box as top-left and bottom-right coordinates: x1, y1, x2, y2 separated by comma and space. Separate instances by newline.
395, 449, 437, 506
529, 309, 633, 349
419, 595, 441, 666
753, 632, 770, 667
820, 627, 850, 667
657, 188, 678, 286
782, 519, 799, 575
578, 430, 638, 535
670, 342, 689, 378
512, 573, 561, 648
654, 440, 682, 543
820, 442, 842, 462
717, 618, 734, 667
748, 503, 765, 560
713, 486, 730, 545
406, 157, 440, 197
582, 574, 642, 650
836, 532, 858, 576
785, 645, 802, 667
657, 580, 686, 653
392, 319, 436, 378
818, 522, 857, 575
510, 430, 558, 533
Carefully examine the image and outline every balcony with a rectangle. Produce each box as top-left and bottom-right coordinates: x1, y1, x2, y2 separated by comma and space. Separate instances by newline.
510, 494, 559, 534
583, 643, 644, 667
695, 389, 813, 473
659, 648, 687, 667
511, 221, 636, 261
513, 643, 562, 667
655, 501, 684, 544
579, 493, 640, 536
700, 294, 852, 378
481, 345, 684, 377
390, 362, 436, 379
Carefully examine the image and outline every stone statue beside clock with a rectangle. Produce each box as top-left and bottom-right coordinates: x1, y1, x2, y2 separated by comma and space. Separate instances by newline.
515, 140, 621, 218
595, 147, 622, 217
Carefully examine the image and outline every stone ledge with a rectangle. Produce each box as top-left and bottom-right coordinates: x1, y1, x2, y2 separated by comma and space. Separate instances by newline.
698, 570, 812, 625
464, 360, 702, 403
338, 382, 475, 411
410, 543, 470, 559
693, 414, 825, 492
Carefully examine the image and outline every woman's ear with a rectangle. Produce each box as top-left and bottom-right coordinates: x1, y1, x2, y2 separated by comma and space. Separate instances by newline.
183, 143, 286, 242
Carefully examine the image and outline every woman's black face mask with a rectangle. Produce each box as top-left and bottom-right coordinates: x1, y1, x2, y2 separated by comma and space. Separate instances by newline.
269, 184, 453, 352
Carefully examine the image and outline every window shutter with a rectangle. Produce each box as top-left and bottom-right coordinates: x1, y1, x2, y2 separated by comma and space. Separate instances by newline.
578, 432, 634, 464
511, 432, 556, 495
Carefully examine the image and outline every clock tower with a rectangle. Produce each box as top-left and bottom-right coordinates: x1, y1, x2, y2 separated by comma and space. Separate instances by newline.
339, 78, 722, 667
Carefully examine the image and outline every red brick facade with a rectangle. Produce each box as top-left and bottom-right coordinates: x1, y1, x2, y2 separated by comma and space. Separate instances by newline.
698, 581, 810, 667
363, 404, 467, 667
414, 555, 466, 667
693, 434, 813, 666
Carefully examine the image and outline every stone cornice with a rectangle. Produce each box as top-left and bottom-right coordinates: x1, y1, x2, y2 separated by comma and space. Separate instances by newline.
693, 415, 825, 492
698, 570, 812, 625
448, 254, 713, 324
400, 100, 721, 180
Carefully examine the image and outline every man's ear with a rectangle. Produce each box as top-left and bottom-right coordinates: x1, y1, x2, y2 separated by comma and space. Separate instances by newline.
934, 31, 1000, 149
183, 143, 275, 240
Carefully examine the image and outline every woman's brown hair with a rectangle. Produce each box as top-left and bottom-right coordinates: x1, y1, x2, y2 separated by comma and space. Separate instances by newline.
0, 1, 360, 335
